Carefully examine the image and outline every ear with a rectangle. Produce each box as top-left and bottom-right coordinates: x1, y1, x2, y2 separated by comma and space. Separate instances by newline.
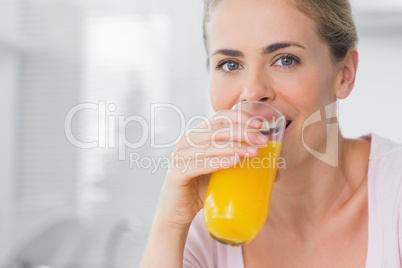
335, 48, 359, 99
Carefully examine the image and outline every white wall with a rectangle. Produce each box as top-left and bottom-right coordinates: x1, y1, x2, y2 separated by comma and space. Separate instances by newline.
0, 49, 20, 260
339, 11, 402, 143
0, 0, 21, 257
352, 0, 402, 11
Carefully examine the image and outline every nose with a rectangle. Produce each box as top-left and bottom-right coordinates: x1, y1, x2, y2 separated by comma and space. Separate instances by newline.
239, 68, 275, 103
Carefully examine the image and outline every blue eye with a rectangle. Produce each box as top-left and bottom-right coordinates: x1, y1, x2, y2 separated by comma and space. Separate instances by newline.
224, 61, 239, 71
279, 57, 293, 66
216, 60, 242, 72
274, 55, 299, 67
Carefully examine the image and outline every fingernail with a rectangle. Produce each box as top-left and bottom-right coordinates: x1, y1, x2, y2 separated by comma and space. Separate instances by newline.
250, 119, 261, 128
258, 133, 269, 143
247, 146, 259, 155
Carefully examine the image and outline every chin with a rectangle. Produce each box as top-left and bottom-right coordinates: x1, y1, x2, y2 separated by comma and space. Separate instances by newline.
278, 128, 310, 172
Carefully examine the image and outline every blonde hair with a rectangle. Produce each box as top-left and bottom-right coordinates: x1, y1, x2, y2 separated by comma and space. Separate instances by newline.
202, 0, 358, 62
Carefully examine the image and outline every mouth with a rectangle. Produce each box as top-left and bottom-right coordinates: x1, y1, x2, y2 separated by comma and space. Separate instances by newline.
284, 119, 293, 136
260, 118, 293, 135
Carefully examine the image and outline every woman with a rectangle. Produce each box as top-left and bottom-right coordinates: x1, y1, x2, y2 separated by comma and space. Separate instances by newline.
141, 0, 402, 267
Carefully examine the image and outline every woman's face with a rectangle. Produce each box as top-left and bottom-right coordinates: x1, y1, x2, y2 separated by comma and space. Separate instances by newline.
206, 0, 340, 170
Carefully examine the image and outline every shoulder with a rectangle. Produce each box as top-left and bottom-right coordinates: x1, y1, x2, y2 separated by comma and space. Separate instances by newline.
367, 133, 402, 193
368, 133, 402, 161
368, 133, 402, 186
365, 134, 402, 266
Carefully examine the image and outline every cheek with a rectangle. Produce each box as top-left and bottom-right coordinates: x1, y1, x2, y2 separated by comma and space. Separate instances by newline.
281, 65, 336, 151
276, 65, 334, 116
209, 74, 243, 111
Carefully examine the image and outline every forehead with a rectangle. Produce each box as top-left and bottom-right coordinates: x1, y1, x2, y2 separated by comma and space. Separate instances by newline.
206, 0, 320, 54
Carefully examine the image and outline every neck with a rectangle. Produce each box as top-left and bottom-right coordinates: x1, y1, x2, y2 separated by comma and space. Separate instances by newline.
268, 134, 362, 231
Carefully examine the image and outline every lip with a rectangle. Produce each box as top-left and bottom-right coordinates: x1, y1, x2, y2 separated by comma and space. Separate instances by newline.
283, 119, 293, 136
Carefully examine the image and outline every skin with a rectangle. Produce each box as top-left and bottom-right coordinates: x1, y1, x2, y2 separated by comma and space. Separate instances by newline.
141, 0, 370, 267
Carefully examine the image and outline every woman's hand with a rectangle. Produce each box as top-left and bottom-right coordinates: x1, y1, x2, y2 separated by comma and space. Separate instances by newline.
141, 109, 269, 268
155, 109, 269, 230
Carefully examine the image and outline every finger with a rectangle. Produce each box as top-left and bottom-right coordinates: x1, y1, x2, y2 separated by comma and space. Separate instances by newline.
175, 141, 259, 160
192, 109, 262, 131
179, 123, 269, 149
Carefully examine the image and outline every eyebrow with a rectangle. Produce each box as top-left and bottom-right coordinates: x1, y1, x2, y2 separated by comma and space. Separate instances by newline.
263, 42, 306, 54
211, 42, 306, 58
211, 49, 244, 58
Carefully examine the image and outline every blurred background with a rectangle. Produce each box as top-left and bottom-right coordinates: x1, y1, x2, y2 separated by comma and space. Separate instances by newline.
0, 0, 401, 267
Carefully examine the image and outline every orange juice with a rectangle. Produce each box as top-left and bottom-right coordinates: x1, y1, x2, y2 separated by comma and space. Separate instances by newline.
203, 141, 282, 246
